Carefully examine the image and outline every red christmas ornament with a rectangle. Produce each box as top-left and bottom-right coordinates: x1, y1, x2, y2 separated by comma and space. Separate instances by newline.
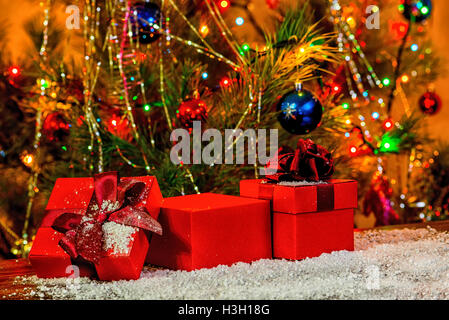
8, 66, 20, 77
107, 114, 132, 141
43, 112, 70, 142
391, 21, 409, 40
266, 0, 280, 9
321, 65, 346, 101
419, 91, 442, 115
363, 175, 400, 226
176, 99, 208, 130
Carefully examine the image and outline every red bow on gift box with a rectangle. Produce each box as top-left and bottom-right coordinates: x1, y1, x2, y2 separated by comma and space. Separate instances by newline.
51, 172, 162, 264
265, 139, 334, 182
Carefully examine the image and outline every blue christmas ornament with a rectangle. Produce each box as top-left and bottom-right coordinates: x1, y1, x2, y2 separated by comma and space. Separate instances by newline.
401, 0, 432, 23
277, 89, 323, 135
130, 2, 161, 44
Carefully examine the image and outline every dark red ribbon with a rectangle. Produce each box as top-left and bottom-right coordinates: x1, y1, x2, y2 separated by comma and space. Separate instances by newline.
265, 139, 334, 182
51, 172, 162, 264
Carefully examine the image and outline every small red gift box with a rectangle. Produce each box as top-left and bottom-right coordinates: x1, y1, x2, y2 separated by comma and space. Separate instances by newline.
240, 179, 357, 260
147, 193, 271, 271
29, 174, 163, 280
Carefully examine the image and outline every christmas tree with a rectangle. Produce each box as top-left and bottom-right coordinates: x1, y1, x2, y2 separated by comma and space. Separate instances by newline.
0, 0, 446, 258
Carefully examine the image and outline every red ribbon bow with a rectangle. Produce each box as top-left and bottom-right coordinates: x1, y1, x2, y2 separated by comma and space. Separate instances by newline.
265, 139, 334, 182
51, 172, 162, 264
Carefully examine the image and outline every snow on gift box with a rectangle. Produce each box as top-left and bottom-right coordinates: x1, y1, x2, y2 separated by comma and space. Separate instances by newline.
240, 139, 357, 260
29, 172, 163, 280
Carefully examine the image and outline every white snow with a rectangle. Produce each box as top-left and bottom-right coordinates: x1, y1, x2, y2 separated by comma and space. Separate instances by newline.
278, 180, 329, 186
15, 227, 449, 300
102, 222, 136, 255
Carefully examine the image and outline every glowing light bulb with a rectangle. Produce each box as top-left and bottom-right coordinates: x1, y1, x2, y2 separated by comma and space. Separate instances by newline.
9, 66, 20, 76
235, 17, 244, 26
24, 155, 33, 165
21, 153, 34, 167
383, 119, 394, 130
220, 0, 230, 9
221, 77, 231, 87
200, 25, 209, 37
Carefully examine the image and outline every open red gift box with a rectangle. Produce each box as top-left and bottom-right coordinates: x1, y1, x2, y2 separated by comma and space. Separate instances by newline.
147, 193, 271, 271
240, 179, 357, 260
29, 175, 163, 280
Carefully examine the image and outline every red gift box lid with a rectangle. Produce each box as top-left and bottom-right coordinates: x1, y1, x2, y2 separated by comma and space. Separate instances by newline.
161, 192, 267, 212
240, 178, 357, 214
46, 177, 95, 211
41, 175, 163, 227
272, 179, 357, 214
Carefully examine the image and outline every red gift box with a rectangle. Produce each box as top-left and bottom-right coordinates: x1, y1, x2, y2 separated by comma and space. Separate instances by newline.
240, 179, 357, 260
147, 193, 271, 271
29, 174, 163, 279
96, 227, 149, 281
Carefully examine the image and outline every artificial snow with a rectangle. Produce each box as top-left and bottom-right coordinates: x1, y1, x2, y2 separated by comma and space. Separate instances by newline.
101, 200, 121, 212
102, 222, 136, 255
278, 180, 329, 187
16, 227, 449, 300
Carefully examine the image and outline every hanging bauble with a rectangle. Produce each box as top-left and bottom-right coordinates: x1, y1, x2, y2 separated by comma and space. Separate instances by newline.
107, 114, 132, 141
277, 89, 323, 135
266, 0, 280, 9
176, 99, 208, 130
130, 2, 161, 44
419, 91, 441, 115
42, 112, 70, 142
400, 0, 432, 23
